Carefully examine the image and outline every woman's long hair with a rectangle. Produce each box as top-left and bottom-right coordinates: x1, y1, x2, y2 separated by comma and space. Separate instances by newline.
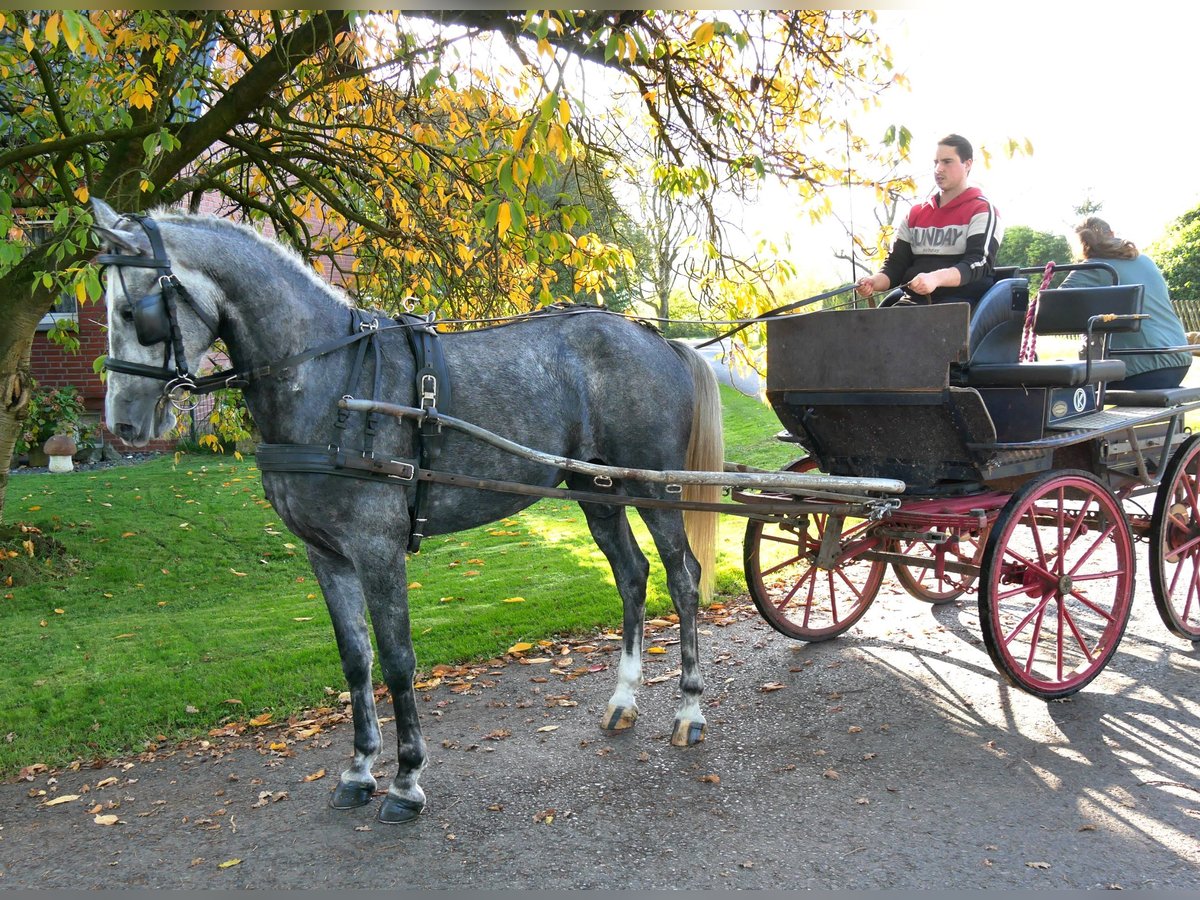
1075, 216, 1139, 260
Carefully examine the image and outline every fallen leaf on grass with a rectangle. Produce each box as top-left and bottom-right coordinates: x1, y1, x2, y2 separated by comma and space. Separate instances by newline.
502, 597, 525, 603
229, 569, 247, 577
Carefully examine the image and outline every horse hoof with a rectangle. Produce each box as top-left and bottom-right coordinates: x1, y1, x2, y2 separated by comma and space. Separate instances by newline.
670, 718, 706, 747
377, 795, 424, 825
600, 704, 638, 734
329, 781, 375, 809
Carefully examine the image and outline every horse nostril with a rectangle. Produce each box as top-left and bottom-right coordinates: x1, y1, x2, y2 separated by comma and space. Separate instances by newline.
115, 423, 136, 441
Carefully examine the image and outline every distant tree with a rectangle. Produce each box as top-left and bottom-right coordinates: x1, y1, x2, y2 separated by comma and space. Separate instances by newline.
1073, 196, 1104, 218
1148, 207, 1200, 300
996, 225, 1072, 270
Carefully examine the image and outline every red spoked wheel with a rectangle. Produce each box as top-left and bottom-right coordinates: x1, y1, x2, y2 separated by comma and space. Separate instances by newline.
892, 527, 986, 604
979, 470, 1134, 699
1150, 434, 1200, 640
743, 460, 886, 641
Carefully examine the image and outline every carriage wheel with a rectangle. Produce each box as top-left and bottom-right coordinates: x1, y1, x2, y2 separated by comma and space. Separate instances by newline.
979, 470, 1134, 699
1149, 434, 1200, 640
892, 527, 986, 604
743, 460, 885, 641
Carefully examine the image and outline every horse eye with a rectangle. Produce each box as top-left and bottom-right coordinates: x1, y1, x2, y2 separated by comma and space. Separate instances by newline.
118, 308, 134, 323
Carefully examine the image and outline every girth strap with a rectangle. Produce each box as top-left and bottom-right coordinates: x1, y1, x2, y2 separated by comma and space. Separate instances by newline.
397, 313, 453, 552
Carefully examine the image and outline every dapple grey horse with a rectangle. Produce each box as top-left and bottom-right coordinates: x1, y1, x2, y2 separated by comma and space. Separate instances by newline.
92, 199, 723, 823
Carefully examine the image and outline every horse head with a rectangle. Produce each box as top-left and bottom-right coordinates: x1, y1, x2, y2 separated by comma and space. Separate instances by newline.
92, 198, 222, 445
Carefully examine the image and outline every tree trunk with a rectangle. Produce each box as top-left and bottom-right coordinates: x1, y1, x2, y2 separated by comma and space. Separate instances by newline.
0, 255, 61, 524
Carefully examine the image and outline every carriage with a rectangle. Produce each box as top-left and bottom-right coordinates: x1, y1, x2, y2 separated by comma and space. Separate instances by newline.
736, 265, 1200, 699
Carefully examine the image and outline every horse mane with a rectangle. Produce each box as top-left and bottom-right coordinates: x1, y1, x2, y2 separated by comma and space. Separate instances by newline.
149, 207, 353, 310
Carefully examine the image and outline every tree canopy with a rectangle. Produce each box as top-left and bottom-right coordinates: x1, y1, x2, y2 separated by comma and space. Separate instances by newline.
995, 225, 1072, 271
1149, 207, 1200, 301
0, 9, 904, 521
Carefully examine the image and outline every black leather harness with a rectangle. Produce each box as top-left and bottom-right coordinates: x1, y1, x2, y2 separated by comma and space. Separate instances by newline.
254, 309, 453, 553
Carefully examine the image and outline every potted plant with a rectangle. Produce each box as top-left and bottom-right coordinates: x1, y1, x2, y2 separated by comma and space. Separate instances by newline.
15, 385, 93, 468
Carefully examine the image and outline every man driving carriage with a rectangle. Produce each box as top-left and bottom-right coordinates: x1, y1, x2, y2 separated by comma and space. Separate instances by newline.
855, 133, 1002, 307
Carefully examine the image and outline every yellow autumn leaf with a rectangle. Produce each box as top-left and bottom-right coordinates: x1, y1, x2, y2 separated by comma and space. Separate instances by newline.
27, 505, 41, 511
497, 202, 512, 237
248, 713, 272, 727
508, 642, 533, 654
44, 794, 80, 807
408, 581, 422, 589
647, 646, 667, 655
693, 22, 715, 45
93, 814, 119, 826
218, 859, 242, 869
268, 741, 287, 751
536, 725, 559, 733
503, 596, 525, 603
302, 768, 326, 782
74, 185, 89, 203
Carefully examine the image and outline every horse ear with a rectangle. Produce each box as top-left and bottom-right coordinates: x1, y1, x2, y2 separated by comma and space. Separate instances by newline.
91, 198, 142, 255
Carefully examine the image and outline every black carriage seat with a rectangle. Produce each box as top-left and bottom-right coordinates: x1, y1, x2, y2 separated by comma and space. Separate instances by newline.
955, 284, 1144, 389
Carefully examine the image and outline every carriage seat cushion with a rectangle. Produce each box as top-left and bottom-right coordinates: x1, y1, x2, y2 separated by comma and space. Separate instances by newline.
961, 358, 1126, 388
1105, 385, 1200, 407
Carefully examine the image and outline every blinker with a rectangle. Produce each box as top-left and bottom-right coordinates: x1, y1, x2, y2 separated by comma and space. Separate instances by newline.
131, 289, 172, 347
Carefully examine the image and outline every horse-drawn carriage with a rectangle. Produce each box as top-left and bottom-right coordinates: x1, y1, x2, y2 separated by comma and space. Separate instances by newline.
92, 200, 1200, 822
738, 265, 1200, 699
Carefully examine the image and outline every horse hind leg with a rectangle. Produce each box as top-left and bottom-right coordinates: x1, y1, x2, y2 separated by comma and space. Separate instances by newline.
638, 507, 707, 746
577, 500, 650, 736
307, 547, 383, 809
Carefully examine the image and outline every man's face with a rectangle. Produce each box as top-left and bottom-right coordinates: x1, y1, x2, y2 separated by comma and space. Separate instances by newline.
934, 144, 970, 194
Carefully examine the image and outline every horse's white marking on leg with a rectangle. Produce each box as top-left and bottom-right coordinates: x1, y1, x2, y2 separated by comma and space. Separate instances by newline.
601, 638, 643, 732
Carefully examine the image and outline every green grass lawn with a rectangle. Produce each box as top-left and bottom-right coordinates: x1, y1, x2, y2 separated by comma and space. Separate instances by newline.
0, 384, 797, 775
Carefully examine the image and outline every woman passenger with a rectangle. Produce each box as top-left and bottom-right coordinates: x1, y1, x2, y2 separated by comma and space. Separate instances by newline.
1061, 217, 1192, 390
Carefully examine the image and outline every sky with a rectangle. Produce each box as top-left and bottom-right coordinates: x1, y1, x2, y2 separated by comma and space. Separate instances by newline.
755, 4, 1200, 283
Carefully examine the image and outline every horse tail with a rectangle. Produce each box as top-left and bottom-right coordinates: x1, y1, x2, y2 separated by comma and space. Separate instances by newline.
669, 341, 724, 602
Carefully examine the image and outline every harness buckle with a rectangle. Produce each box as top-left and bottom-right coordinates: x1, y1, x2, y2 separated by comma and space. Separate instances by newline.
593, 475, 613, 489
359, 317, 379, 333
419, 373, 438, 409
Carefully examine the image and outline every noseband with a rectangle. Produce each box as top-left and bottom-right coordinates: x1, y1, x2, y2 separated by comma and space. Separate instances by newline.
100, 215, 221, 410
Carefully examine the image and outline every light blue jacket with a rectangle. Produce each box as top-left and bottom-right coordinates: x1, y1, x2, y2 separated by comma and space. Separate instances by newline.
1061, 254, 1192, 377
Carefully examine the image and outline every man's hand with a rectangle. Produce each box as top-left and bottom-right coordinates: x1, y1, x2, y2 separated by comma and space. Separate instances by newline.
855, 275, 881, 299
907, 267, 962, 297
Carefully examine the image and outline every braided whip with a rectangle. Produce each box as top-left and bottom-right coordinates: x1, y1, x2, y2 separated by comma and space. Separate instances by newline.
1019, 261, 1056, 362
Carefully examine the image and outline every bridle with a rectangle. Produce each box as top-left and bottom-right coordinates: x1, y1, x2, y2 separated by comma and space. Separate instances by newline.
99, 213, 384, 409
100, 214, 221, 410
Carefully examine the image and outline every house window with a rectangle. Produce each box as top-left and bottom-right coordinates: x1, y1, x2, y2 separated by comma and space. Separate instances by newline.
18, 219, 80, 331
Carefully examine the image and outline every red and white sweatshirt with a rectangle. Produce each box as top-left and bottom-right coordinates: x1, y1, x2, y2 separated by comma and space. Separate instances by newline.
880, 186, 1002, 303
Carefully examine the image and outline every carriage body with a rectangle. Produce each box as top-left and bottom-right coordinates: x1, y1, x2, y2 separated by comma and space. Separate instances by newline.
745, 270, 1200, 697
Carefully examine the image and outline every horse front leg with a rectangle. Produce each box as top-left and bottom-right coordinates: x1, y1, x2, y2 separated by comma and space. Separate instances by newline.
356, 546, 427, 824
577, 503, 650, 735
307, 547, 383, 809
641, 509, 707, 746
